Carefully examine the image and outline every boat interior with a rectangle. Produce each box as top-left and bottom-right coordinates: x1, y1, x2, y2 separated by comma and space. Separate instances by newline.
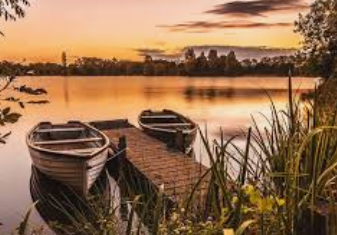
140, 110, 195, 130
31, 122, 105, 153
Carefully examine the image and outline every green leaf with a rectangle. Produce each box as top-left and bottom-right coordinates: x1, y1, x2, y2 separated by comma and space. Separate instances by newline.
235, 220, 255, 235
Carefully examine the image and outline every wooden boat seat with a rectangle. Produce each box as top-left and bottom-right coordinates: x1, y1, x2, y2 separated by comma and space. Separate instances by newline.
148, 123, 192, 128
35, 137, 103, 146
142, 115, 178, 119
36, 127, 86, 133
58, 147, 102, 155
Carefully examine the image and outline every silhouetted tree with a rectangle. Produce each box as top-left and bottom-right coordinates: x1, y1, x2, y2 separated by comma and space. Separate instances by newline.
196, 52, 208, 75
126, 62, 143, 75
218, 55, 227, 74
61, 52, 67, 75
184, 48, 197, 76
143, 55, 155, 76
0, 53, 315, 77
144, 55, 153, 63
208, 50, 224, 75
296, 0, 337, 79
154, 63, 167, 76
184, 48, 196, 61
208, 49, 218, 61
225, 51, 241, 75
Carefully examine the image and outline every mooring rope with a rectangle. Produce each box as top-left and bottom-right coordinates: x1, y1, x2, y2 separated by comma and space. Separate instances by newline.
87, 147, 128, 169
106, 147, 127, 162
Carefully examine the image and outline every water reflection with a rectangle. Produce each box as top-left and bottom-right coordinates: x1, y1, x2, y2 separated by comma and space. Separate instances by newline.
30, 166, 111, 234
30, 163, 150, 235
143, 86, 165, 101
184, 86, 312, 102
184, 86, 234, 102
63, 77, 70, 107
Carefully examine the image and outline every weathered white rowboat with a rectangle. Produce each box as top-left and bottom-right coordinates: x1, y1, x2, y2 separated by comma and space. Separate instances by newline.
26, 121, 110, 197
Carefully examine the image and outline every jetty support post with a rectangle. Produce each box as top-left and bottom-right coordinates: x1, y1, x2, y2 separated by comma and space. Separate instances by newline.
118, 136, 127, 158
174, 130, 185, 152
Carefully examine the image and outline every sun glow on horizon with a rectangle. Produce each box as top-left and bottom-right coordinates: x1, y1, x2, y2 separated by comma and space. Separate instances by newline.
0, 0, 311, 63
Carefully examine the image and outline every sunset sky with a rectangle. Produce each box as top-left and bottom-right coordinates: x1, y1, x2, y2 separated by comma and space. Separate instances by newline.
0, 0, 312, 63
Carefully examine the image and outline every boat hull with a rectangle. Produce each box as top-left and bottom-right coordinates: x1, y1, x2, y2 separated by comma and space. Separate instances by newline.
138, 109, 198, 154
28, 147, 108, 196
141, 125, 197, 153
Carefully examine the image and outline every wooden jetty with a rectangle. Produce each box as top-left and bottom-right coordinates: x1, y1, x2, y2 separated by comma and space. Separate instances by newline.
90, 120, 210, 206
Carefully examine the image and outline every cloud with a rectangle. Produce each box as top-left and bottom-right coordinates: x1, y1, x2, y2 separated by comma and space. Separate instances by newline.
159, 0, 309, 33
134, 45, 296, 61
134, 48, 182, 60
159, 20, 292, 33
135, 48, 166, 57
206, 0, 308, 17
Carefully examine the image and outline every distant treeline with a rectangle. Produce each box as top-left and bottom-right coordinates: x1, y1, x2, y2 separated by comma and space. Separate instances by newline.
0, 49, 317, 77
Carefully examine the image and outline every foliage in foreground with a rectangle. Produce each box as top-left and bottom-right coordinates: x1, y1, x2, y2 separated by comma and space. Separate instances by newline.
156, 77, 337, 235
0, 0, 30, 36
296, 0, 337, 79
0, 0, 43, 145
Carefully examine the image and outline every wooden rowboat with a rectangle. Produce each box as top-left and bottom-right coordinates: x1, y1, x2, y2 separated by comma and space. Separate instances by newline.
26, 121, 110, 197
138, 109, 198, 154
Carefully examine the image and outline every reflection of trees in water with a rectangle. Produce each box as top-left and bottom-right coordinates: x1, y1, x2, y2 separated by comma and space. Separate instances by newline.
212, 127, 246, 139
144, 87, 157, 100
143, 86, 167, 101
184, 86, 235, 102
142, 83, 310, 103
63, 76, 70, 107
184, 86, 309, 102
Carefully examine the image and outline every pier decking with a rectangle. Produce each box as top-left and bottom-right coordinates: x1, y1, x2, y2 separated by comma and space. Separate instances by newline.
90, 120, 210, 205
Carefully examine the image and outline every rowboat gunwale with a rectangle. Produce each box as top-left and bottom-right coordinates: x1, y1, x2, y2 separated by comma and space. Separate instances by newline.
26, 121, 110, 159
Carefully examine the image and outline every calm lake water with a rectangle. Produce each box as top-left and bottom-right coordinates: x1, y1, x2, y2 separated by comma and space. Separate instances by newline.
0, 76, 317, 231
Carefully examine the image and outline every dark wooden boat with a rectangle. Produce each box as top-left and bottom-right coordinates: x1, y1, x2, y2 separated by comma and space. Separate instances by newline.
138, 109, 198, 153
26, 121, 110, 196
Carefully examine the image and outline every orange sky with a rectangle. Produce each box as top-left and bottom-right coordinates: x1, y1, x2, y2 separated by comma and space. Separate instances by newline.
0, 0, 312, 63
